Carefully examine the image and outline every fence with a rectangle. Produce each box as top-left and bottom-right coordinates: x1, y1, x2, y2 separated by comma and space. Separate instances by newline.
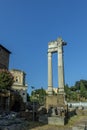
68, 102, 87, 109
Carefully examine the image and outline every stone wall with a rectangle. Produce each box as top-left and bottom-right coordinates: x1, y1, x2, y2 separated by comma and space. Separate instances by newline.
0, 45, 10, 69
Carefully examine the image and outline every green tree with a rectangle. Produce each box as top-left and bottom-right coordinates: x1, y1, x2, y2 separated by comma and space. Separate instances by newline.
69, 79, 87, 101
27, 93, 30, 101
71, 91, 77, 101
0, 69, 14, 90
80, 82, 87, 99
64, 84, 71, 101
65, 84, 78, 101
31, 88, 46, 105
75, 80, 87, 91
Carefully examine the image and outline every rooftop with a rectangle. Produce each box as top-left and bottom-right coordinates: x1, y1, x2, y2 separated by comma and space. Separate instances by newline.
0, 44, 11, 54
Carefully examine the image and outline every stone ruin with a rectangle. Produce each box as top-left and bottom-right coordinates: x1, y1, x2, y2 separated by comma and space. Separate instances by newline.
39, 37, 68, 125
0, 111, 29, 130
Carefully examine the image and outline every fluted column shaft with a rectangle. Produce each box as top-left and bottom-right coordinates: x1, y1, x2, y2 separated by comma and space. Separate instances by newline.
48, 52, 53, 95
58, 44, 64, 93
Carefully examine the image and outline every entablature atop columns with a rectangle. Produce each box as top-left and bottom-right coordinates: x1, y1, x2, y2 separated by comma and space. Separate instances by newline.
48, 37, 67, 53
48, 41, 58, 53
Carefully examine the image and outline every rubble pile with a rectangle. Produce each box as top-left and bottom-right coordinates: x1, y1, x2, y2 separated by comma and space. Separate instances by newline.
0, 112, 29, 130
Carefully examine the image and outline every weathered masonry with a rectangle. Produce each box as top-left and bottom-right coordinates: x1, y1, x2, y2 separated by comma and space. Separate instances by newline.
47, 37, 67, 95
0, 44, 11, 69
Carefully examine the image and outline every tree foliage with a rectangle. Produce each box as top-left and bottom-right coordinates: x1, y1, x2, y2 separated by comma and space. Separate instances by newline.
0, 69, 14, 90
30, 80, 87, 103
31, 88, 46, 105
65, 79, 87, 102
27, 93, 30, 101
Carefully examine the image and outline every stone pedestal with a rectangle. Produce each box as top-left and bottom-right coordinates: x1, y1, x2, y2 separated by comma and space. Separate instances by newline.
48, 116, 66, 125
57, 93, 66, 105
46, 95, 58, 110
44, 94, 68, 125
46, 94, 67, 110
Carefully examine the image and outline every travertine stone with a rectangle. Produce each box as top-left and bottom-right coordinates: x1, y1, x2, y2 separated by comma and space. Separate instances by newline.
48, 116, 65, 125
57, 38, 65, 93
46, 94, 67, 111
48, 52, 53, 95
47, 37, 67, 95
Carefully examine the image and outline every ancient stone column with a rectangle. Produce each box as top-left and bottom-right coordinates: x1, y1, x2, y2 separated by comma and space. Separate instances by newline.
57, 38, 65, 93
48, 52, 53, 95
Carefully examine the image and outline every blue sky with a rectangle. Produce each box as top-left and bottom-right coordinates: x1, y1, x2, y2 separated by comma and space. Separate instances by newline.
0, 0, 87, 94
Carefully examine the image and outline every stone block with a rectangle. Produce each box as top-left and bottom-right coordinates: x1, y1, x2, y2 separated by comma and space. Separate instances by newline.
39, 114, 48, 123
48, 116, 66, 125
45, 94, 67, 111
46, 95, 58, 110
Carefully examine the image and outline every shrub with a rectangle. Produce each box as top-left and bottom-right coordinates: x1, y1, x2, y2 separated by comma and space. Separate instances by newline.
0, 69, 14, 90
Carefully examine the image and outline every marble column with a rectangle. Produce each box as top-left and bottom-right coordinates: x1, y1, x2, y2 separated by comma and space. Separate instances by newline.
48, 52, 53, 95
58, 43, 64, 93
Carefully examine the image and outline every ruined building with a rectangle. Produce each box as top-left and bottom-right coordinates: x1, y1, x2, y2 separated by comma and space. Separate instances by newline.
0, 44, 11, 69
0, 44, 27, 112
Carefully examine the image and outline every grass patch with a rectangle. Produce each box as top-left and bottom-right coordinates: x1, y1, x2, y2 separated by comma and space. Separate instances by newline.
67, 115, 87, 126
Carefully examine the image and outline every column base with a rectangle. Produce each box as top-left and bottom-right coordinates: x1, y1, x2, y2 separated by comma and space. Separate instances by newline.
48, 87, 53, 95
58, 88, 64, 94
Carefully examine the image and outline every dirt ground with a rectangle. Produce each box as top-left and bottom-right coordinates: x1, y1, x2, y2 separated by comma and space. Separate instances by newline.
28, 123, 72, 130
27, 115, 87, 130
29, 125, 71, 130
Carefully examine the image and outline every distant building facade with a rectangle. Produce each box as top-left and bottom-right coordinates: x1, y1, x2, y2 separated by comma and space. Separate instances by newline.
10, 69, 27, 103
0, 44, 11, 69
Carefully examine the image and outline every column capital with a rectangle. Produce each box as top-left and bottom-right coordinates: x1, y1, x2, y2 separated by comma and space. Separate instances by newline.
48, 52, 52, 57
57, 37, 67, 47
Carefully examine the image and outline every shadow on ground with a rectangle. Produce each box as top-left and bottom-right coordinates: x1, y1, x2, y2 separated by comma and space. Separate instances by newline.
27, 121, 72, 130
